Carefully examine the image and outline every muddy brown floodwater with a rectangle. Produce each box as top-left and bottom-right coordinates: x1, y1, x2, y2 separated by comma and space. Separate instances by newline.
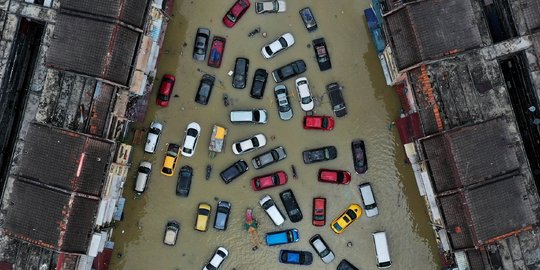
110, 1, 441, 269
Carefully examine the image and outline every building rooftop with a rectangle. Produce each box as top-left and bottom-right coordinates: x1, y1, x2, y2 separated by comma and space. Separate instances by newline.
60, 0, 150, 28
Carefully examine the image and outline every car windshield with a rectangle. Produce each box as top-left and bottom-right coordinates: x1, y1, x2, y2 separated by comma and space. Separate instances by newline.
314, 214, 325, 221
198, 208, 210, 215
301, 96, 312, 104
346, 209, 357, 219
158, 93, 169, 101
251, 137, 260, 147
253, 110, 260, 121
205, 264, 217, 270
272, 175, 280, 184
187, 128, 198, 137
138, 166, 150, 173
235, 144, 243, 152
321, 117, 328, 128
336, 172, 344, 182
278, 37, 287, 47
262, 200, 274, 209
365, 203, 376, 210
162, 167, 172, 174
332, 223, 342, 232
182, 147, 192, 154
265, 46, 273, 55
226, 12, 237, 22
320, 248, 330, 257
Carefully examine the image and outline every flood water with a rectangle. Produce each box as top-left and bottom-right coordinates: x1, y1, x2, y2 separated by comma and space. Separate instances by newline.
110, 1, 440, 269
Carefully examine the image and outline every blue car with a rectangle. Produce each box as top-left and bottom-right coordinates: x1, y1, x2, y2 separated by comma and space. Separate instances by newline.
266, 229, 299, 246
279, 250, 313, 265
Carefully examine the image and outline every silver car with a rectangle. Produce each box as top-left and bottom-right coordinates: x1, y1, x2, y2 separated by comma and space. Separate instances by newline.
193, 28, 210, 61
274, 85, 293, 120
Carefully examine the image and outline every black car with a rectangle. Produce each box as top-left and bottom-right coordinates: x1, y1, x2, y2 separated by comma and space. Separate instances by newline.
337, 259, 359, 270
176, 165, 193, 197
279, 250, 313, 265
214, 200, 231, 230
279, 189, 303, 222
220, 160, 249, 184
251, 146, 287, 169
299, 7, 317, 32
272, 60, 306, 83
303, 146, 337, 164
313, 38, 331, 71
250, 68, 268, 99
351, 140, 368, 174
233, 57, 249, 89
193, 28, 210, 61
326, 82, 347, 117
195, 74, 215, 105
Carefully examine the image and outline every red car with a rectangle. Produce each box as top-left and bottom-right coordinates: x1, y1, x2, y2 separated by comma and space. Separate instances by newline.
208, 36, 226, 68
251, 171, 287, 191
312, 197, 326, 226
303, 115, 335, 130
223, 0, 250, 28
156, 74, 176, 107
318, 169, 351, 184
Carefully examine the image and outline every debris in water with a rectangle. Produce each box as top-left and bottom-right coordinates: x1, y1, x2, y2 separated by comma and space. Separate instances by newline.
291, 165, 298, 179
347, 241, 353, 247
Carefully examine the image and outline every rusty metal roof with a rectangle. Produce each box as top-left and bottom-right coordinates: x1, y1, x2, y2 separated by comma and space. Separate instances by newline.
60, 0, 149, 28
520, 0, 540, 32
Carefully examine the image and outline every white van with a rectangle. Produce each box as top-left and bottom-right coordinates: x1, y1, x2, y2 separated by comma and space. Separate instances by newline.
135, 161, 152, 195
372, 231, 392, 268
144, 122, 163, 153
359, 183, 379, 217
230, 109, 268, 124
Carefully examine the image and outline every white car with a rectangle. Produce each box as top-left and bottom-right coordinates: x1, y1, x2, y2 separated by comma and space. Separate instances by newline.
261, 33, 294, 59
144, 122, 163, 153
203, 246, 229, 270
259, 195, 285, 226
230, 109, 268, 124
181, 122, 201, 157
295, 77, 314, 111
232, 134, 267, 155
255, 0, 286, 14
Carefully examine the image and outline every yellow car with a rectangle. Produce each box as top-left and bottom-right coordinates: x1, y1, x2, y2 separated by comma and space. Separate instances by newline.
161, 143, 180, 176
195, 203, 211, 232
330, 204, 362, 234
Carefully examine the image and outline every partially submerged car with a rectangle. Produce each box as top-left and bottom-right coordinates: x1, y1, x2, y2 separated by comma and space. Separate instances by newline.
318, 169, 351, 185
176, 165, 193, 197
203, 246, 229, 270
303, 146, 337, 164
193, 28, 210, 61
232, 133, 266, 155
280, 189, 303, 222
223, 0, 251, 27
337, 259, 360, 270
312, 197, 326, 226
309, 234, 335, 264
352, 139, 368, 174
279, 250, 313, 265
359, 183, 379, 217
144, 121, 162, 153
208, 36, 226, 68
295, 77, 314, 111
195, 74, 215, 105
313, 38, 331, 71
181, 122, 201, 157
330, 204, 362, 234
230, 109, 268, 124
299, 7, 317, 32
274, 85, 293, 120
266, 229, 299, 246
259, 194, 285, 226
156, 74, 175, 107
233, 57, 249, 89
195, 203, 212, 232
220, 159, 249, 184
251, 171, 288, 191
163, 220, 180, 246
161, 143, 180, 176
326, 82, 347, 117
272, 60, 306, 83
261, 32, 294, 59
214, 200, 231, 230
251, 146, 287, 169
303, 115, 334, 130
255, 0, 286, 14
135, 161, 152, 195
250, 68, 268, 99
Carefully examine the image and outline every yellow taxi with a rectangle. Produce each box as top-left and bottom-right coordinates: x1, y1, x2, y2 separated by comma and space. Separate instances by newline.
161, 143, 180, 176
195, 203, 211, 232
330, 204, 362, 234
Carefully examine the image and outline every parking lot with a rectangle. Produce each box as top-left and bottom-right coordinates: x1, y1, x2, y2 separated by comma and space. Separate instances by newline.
110, 1, 440, 269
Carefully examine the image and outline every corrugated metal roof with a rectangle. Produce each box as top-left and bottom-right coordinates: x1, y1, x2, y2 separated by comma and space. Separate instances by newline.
439, 194, 475, 249
520, 0, 540, 32
60, 0, 149, 28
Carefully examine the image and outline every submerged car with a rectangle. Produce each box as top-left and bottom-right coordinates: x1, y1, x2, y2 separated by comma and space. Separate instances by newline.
250, 68, 268, 99
272, 60, 306, 83
351, 139, 368, 174
299, 7, 318, 32
156, 74, 175, 107
176, 165, 193, 197
359, 183, 379, 217
251, 146, 287, 169
230, 109, 268, 124
251, 171, 288, 191
259, 194, 285, 226
232, 133, 266, 155
303, 115, 334, 130
280, 189, 303, 222
295, 77, 314, 111
261, 32, 294, 59
330, 204, 362, 234
318, 169, 351, 185
161, 143, 180, 176
144, 121, 163, 153
193, 28, 210, 61
195, 74, 215, 105
266, 229, 299, 246
313, 38, 331, 71
223, 0, 251, 28
327, 82, 348, 117
279, 250, 313, 265
255, 0, 286, 14
220, 159, 249, 184
208, 36, 226, 68
195, 203, 211, 232
309, 234, 335, 264
303, 146, 337, 164
203, 246, 229, 270
135, 161, 152, 195
233, 57, 249, 89
163, 220, 180, 246
274, 85, 293, 120
214, 200, 231, 230
312, 197, 326, 226
181, 122, 201, 157
337, 259, 360, 270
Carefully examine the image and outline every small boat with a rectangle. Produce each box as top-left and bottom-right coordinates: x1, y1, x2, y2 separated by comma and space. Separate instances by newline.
206, 165, 212, 180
